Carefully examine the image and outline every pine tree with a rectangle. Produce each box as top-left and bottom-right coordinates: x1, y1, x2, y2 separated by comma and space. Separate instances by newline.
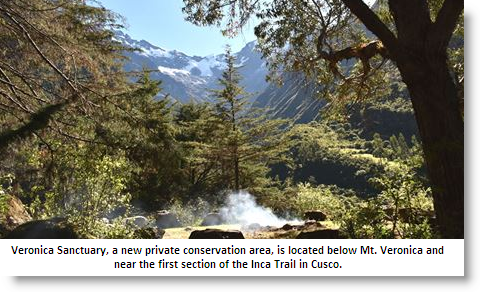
397, 133, 410, 159
211, 46, 290, 192
212, 46, 246, 191
0, 0, 128, 149
175, 101, 224, 199
372, 133, 385, 159
389, 135, 400, 159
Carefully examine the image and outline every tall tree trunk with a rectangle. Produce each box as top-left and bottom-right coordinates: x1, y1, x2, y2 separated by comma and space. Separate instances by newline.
234, 155, 240, 192
396, 52, 464, 239
342, 0, 464, 239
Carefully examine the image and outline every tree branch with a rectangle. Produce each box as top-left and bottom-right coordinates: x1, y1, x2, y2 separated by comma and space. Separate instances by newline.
429, 0, 463, 50
315, 39, 389, 80
0, 102, 66, 150
2, 9, 81, 99
340, 0, 398, 50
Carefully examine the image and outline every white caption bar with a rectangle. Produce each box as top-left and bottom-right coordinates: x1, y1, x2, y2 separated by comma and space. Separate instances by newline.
0, 239, 464, 276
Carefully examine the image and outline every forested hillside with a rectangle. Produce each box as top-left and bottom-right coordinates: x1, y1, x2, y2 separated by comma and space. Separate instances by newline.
0, 0, 463, 239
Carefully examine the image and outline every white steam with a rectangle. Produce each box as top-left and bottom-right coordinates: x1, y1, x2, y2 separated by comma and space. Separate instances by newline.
219, 191, 299, 227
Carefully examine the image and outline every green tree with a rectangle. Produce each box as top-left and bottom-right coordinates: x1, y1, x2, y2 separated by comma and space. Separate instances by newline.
396, 133, 410, 159
96, 74, 182, 208
0, 1, 190, 236
183, 0, 464, 238
372, 133, 385, 159
175, 101, 224, 200
0, 0, 128, 149
18, 72, 180, 222
212, 47, 248, 191
211, 47, 290, 192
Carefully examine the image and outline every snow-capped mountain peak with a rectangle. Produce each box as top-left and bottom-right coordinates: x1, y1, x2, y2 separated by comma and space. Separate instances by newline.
116, 31, 267, 103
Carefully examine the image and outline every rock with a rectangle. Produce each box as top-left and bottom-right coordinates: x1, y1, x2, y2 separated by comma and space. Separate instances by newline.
2, 195, 31, 231
124, 216, 149, 229
200, 213, 223, 226
304, 220, 323, 229
4, 218, 78, 239
155, 210, 181, 228
134, 227, 165, 239
189, 229, 245, 239
296, 229, 340, 239
281, 224, 294, 231
304, 210, 327, 221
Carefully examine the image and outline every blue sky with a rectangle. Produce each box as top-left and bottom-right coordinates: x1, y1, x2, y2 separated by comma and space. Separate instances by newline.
97, 0, 257, 56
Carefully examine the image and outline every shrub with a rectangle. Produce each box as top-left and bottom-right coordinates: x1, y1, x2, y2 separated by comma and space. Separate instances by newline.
340, 198, 391, 239
168, 197, 211, 226
69, 217, 135, 239
292, 183, 357, 220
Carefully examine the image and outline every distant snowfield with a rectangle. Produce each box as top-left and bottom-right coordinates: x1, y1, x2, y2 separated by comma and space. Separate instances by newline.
141, 46, 171, 58
157, 65, 207, 87
183, 55, 227, 77
157, 65, 190, 76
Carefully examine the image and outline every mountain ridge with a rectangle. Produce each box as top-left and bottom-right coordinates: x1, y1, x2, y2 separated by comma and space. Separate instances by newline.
115, 30, 269, 103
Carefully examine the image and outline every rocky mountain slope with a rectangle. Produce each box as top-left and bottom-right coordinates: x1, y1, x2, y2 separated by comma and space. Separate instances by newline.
115, 31, 268, 103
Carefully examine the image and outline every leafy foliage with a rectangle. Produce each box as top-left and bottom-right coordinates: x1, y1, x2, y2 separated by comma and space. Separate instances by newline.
168, 197, 211, 226
278, 121, 382, 195
0, 174, 15, 225
293, 183, 357, 220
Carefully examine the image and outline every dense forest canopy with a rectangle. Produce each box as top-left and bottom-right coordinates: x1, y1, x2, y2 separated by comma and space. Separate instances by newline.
0, 0, 463, 239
